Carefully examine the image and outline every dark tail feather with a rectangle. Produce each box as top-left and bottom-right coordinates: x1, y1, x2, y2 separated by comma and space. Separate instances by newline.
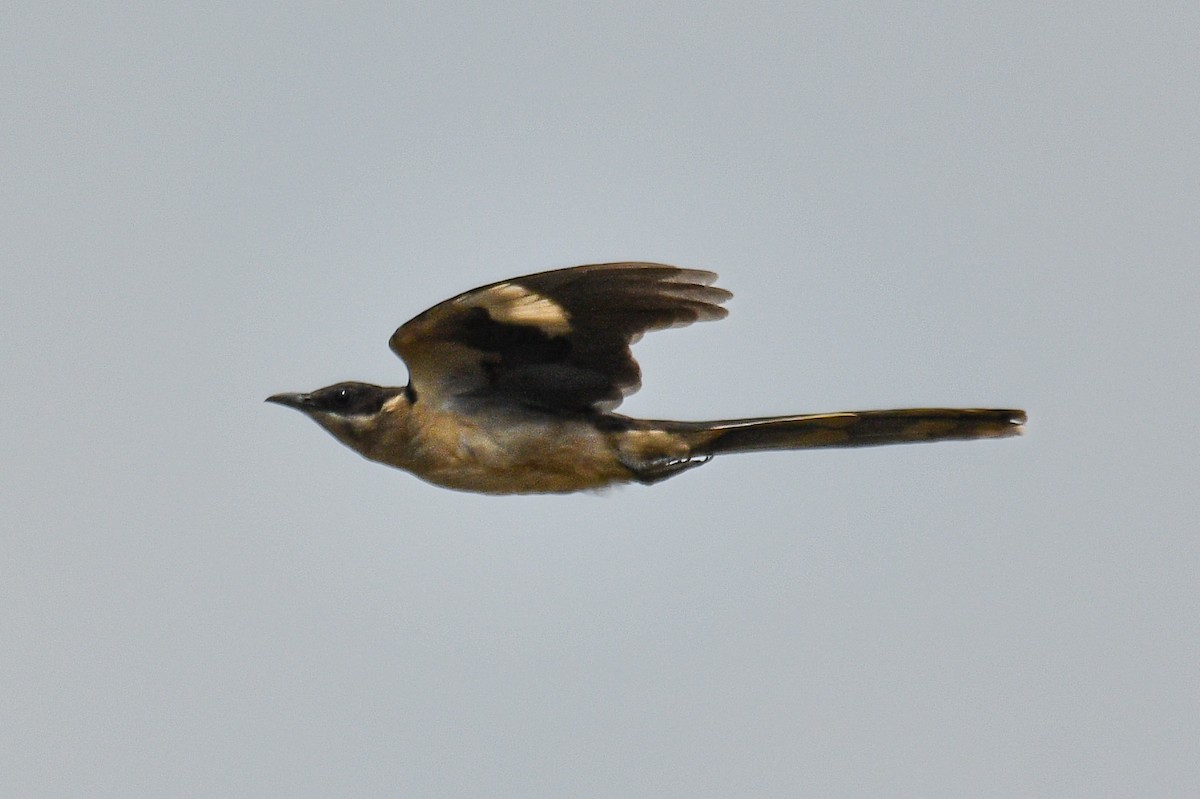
674, 408, 1026, 456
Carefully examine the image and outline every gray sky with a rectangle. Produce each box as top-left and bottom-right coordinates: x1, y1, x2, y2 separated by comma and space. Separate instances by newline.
4, 2, 1198, 796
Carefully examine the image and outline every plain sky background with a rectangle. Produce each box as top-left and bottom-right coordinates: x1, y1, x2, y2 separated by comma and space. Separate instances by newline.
4, 2, 1198, 796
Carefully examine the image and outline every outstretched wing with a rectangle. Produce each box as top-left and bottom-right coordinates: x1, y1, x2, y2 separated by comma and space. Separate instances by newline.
389, 262, 731, 413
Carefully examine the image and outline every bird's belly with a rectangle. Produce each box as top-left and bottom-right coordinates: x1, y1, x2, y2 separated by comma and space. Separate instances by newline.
395, 413, 630, 494
421, 461, 622, 494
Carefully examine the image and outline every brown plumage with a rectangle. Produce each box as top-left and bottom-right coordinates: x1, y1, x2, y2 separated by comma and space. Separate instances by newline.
267, 263, 1025, 494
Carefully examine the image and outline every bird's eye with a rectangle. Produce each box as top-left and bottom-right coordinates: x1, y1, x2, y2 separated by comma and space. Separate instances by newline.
331, 386, 360, 409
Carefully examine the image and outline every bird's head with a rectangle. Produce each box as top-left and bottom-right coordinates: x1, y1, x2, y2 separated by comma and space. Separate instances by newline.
266, 381, 409, 455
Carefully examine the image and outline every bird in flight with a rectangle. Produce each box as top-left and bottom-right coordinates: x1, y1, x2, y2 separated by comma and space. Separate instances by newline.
267, 263, 1024, 494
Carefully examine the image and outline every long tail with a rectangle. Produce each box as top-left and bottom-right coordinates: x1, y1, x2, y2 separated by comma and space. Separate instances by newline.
671, 408, 1026, 456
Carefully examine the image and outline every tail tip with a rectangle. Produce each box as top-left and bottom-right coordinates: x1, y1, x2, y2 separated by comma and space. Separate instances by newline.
1003, 409, 1027, 437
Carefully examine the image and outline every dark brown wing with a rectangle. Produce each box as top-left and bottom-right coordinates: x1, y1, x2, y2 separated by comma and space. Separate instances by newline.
389, 262, 731, 412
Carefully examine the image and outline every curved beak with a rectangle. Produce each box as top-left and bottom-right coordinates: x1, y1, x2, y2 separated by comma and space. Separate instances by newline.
265, 392, 310, 411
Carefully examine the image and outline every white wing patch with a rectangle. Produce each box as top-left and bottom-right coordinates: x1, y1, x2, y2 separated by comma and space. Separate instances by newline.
465, 282, 572, 335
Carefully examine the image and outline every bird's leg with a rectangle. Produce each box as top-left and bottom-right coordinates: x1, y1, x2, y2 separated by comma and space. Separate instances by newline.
619, 452, 713, 485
